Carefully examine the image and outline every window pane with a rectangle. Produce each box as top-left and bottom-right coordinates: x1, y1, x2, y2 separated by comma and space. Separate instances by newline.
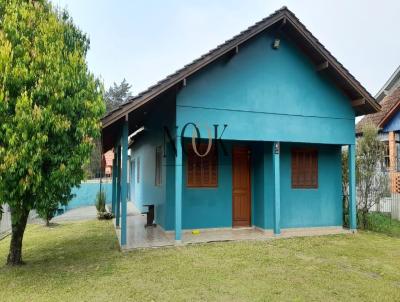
187, 143, 218, 187
292, 148, 318, 189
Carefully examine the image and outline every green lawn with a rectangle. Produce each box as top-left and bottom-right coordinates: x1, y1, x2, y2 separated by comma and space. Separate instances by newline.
0, 221, 400, 302
365, 212, 400, 237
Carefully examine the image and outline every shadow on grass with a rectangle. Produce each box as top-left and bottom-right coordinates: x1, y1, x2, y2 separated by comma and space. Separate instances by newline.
0, 221, 120, 272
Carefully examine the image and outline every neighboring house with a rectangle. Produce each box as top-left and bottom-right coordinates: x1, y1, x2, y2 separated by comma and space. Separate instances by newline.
103, 150, 114, 177
101, 7, 379, 246
356, 65, 400, 192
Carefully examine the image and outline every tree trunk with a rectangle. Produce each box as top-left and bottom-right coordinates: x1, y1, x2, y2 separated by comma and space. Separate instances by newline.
7, 207, 30, 266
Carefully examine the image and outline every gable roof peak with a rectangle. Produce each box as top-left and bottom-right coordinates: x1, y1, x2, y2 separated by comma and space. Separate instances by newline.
357, 86, 400, 133
102, 6, 380, 132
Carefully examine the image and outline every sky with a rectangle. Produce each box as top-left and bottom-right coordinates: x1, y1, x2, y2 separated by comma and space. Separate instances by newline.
52, 0, 400, 98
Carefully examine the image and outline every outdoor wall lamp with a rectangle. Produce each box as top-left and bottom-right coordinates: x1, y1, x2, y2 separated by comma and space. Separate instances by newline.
273, 38, 280, 49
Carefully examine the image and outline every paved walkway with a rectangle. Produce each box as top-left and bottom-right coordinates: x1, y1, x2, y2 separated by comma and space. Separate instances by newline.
53, 202, 140, 223
52, 206, 97, 222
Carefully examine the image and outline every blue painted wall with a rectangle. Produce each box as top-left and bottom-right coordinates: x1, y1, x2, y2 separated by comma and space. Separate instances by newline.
180, 140, 233, 229
130, 26, 349, 231
176, 31, 355, 145
278, 143, 342, 228
129, 95, 176, 230
68, 181, 112, 209
383, 110, 400, 132
130, 137, 165, 214
162, 140, 342, 231
162, 139, 263, 231
253, 142, 342, 230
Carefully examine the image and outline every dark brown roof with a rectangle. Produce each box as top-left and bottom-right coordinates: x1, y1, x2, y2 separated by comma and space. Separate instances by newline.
102, 6, 380, 151
357, 86, 400, 133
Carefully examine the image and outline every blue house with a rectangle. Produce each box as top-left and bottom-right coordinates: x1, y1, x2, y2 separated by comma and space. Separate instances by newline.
102, 7, 380, 247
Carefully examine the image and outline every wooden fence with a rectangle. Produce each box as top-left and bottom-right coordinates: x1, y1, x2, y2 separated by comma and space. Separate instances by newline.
367, 194, 400, 220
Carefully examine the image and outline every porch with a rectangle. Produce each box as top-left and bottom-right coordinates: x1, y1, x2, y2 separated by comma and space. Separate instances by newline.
109, 122, 358, 249
114, 214, 350, 250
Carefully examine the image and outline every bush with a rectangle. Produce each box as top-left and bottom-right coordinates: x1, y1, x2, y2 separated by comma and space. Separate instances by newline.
95, 190, 106, 212
97, 211, 114, 220
37, 205, 58, 227
95, 190, 113, 220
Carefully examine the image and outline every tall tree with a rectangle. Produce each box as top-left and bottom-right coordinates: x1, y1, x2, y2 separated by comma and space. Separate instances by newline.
84, 80, 132, 178
104, 79, 132, 112
0, 0, 104, 265
357, 123, 389, 228
85, 138, 103, 179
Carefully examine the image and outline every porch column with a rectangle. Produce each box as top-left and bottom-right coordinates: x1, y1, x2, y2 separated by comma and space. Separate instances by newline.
120, 116, 129, 246
273, 142, 281, 235
116, 145, 121, 228
111, 154, 117, 215
263, 143, 269, 229
349, 144, 357, 231
175, 135, 183, 242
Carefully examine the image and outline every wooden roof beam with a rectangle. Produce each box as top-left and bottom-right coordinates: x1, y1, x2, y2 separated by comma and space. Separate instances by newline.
316, 61, 329, 72
351, 98, 366, 107
279, 17, 287, 30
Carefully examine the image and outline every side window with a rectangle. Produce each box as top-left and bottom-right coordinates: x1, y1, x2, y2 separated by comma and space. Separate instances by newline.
383, 141, 390, 171
187, 143, 218, 187
291, 148, 318, 189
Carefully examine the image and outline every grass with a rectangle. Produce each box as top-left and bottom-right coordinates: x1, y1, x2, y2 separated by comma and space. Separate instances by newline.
0, 221, 400, 302
364, 212, 400, 237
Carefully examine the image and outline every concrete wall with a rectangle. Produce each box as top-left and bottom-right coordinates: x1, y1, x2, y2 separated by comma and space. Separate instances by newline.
129, 95, 176, 230
68, 180, 112, 209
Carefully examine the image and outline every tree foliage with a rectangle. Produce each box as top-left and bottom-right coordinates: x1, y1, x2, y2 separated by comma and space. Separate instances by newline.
356, 123, 389, 229
85, 137, 103, 179
104, 79, 131, 113
0, 0, 104, 265
84, 79, 132, 179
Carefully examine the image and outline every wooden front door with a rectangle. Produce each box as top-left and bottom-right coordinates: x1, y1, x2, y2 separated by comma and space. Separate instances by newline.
232, 146, 251, 227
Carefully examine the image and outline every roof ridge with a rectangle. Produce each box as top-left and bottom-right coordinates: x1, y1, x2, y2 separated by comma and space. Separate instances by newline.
107, 6, 288, 114
102, 6, 379, 129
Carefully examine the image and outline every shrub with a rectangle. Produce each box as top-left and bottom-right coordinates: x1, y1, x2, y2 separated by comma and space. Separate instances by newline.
95, 190, 106, 212
97, 211, 114, 220
37, 205, 58, 227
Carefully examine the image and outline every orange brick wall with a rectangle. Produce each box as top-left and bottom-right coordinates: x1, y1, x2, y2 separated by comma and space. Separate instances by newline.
103, 150, 114, 176
388, 132, 400, 193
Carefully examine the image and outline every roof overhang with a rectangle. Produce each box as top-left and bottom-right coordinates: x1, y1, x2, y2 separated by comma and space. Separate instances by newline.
375, 65, 400, 102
